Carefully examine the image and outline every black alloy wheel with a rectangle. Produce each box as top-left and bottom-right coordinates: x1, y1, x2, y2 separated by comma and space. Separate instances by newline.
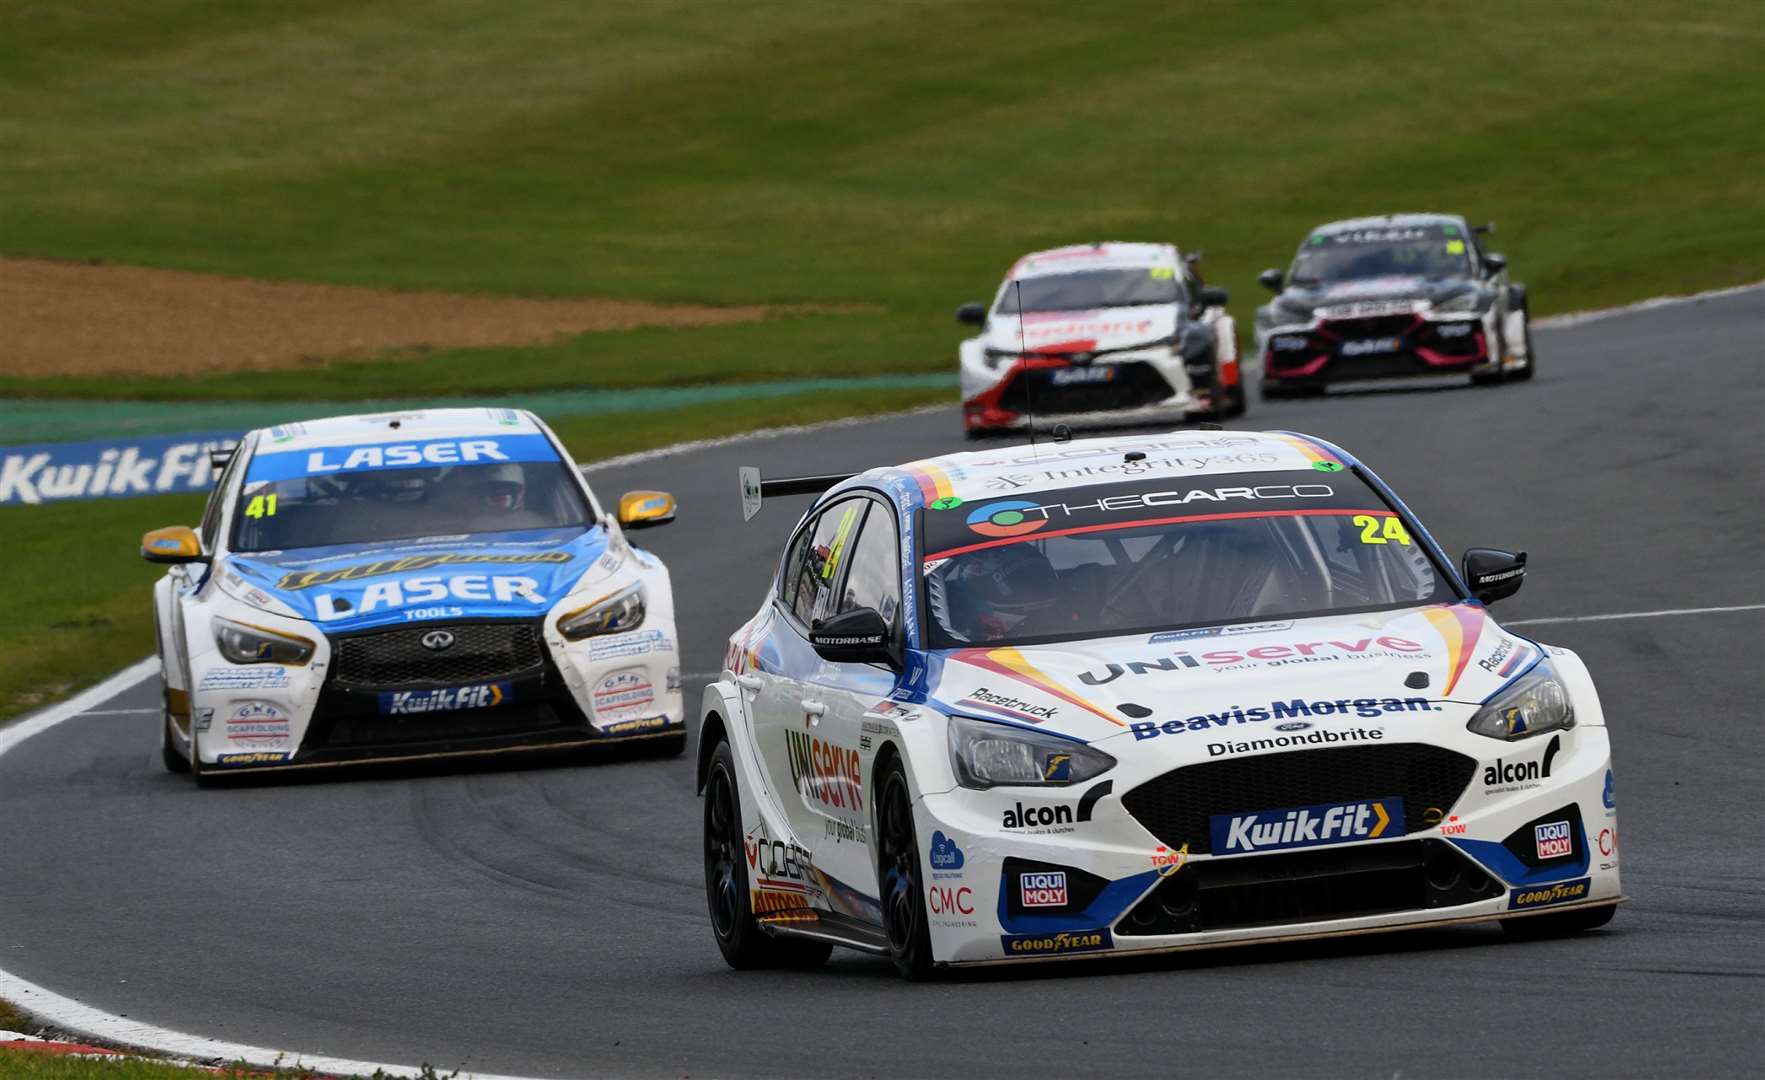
877, 757, 935, 979
702, 739, 830, 969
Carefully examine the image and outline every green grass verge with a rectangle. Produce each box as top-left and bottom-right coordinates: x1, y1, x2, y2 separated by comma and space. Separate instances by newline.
0, 387, 944, 724
0, 1047, 453, 1079
0, 0, 1760, 403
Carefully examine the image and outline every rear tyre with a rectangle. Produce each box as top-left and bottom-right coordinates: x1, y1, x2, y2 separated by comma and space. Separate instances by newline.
877, 756, 935, 980
702, 739, 831, 970
1501, 902, 1616, 939
159, 708, 190, 774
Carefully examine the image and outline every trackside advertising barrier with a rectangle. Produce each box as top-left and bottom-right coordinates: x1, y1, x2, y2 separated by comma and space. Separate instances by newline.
0, 432, 239, 506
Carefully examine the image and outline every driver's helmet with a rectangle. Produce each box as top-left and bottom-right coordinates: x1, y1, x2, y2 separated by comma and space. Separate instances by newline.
349, 468, 438, 503
948, 543, 1060, 637
468, 463, 526, 513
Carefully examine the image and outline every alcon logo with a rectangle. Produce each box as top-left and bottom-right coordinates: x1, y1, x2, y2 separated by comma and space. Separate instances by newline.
1000, 781, 1112, 830
1484, 734, 1560, 787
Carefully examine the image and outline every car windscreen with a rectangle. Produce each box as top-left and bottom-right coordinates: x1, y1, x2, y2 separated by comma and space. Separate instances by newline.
994, 268, 1182, 314
231, 435, 593, 552
1288, 224, 1474, 285
919, 472, 1454, 648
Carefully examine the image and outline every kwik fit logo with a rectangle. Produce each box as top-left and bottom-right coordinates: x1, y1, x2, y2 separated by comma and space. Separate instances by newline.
1211, 797, 1404, 854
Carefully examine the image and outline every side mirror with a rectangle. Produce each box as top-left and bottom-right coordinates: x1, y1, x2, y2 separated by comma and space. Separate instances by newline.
1257, 268, 1284, 293
617, 490, 677, 530
1482, 252, 1507, 275
1463, 548, 1526, 605
142, 525, 204, 564
1197, 285, 1230, 309
955, 302, 987, 327
809, 607, 897, 667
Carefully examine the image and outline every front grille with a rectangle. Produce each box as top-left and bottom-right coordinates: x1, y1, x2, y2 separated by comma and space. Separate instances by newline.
1122, 744, 1476, 855
997, 361, 1174, 414
330, 622, 545, 689
1319, 313, 1418, 340
1117, 838, 1499, 936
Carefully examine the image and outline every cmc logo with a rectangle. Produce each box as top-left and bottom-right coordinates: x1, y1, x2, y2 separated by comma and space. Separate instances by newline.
967, 500, 1047, 538
928, 884, 974, 915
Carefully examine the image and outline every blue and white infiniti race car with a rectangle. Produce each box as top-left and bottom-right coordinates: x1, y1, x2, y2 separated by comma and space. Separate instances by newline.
143, 408, 685, 784
699, 429, 1620, 976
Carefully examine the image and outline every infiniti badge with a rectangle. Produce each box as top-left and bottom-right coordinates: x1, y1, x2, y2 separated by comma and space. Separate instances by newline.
421, 630, 456, 652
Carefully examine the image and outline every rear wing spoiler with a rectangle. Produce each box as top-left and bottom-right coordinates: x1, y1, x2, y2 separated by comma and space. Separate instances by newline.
739, 466, 856, 522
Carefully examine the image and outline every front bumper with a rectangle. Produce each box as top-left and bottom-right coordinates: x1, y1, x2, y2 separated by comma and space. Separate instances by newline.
915, 727, 1620, 965
1263, 312, 1496, 386
962, 354, 1202, 432
190, 618, 684, 772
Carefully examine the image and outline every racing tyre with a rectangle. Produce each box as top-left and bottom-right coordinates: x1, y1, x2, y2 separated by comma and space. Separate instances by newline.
877, 755, 935, 980
1501, 902, 1616, 940
1512, 301, 1536, 382
159, 708, 190, 774
702, 739, 831, 970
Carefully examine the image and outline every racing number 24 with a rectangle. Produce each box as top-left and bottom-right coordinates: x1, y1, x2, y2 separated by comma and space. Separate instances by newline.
1354, 514, 1411, 546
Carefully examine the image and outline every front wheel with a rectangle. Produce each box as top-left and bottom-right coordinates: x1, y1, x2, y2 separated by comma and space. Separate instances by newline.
876, 756, 935, 979
702, 739, 831, 970
1511, 307, 1536, 382
1501, 902, 1616, 940
159, 708, 190, 774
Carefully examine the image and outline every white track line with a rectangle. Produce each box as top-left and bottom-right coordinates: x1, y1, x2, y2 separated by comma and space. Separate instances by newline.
4, 280, 1760, 1076
1506, 603, 1765, 626
579, 403, 945, 473
1532, 280, 1763, 330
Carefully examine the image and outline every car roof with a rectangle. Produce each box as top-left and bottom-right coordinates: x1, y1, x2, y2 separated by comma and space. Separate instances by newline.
868, 429, 1353, 509
1008, 242, 1180, 280
1308, 212, 1467, 236
250, 407, 546, 452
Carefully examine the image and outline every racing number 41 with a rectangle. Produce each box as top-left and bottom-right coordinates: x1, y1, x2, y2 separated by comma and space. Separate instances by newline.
1354, 514, 1411, 546
244, 493, 279, 518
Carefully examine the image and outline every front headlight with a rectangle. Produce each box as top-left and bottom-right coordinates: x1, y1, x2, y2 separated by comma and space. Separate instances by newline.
1466, 659, 1575, 740
947, 714, 1115, 789
558, 582, 646, 640
982, 347, 1018, 370
212, 616, 314, 666
1432, 290, 1493, 315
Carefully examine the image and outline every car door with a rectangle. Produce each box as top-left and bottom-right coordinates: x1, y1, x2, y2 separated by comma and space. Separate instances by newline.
799, 495, 903, 899
752, 496, 874, 868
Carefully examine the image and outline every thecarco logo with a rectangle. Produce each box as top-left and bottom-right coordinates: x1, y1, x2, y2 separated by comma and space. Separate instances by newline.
967, 500, 1048, 538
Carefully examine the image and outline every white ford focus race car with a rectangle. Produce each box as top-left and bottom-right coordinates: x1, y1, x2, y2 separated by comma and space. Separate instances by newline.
955, 242, 1246, 438
700, 430, 1619, 976
143, 408, 685, 784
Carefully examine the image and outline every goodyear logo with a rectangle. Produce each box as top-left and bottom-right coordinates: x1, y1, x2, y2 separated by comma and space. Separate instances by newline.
1211, 797, 1403, 854
1509, 878, 1592, 911
1000, 930, 1113, 956
215, 751, 290, 767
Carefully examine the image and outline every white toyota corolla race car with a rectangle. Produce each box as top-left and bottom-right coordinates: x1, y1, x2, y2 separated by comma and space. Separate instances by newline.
955, 243, 1246, 438
699, 429, 1620, 976
142, 408, 685, 784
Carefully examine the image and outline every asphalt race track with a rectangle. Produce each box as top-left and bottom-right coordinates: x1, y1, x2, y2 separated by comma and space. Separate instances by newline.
2, 289, 1762, 1079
